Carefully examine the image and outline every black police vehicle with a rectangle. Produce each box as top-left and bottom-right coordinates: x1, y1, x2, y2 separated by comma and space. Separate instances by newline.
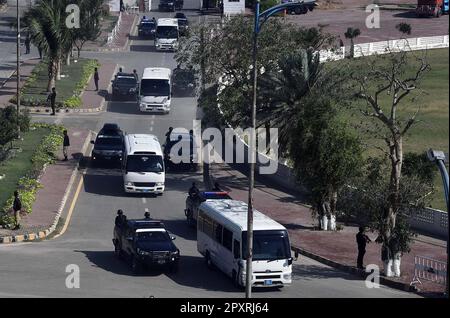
163, 131, 198, 171
91, 124, 124, 166
113, 218, 180, 274
159, 0, 183, 11
111, 72, 139, 100
138, 18, 156, 37
173, 12, 188, 35
172, 66, 196, 97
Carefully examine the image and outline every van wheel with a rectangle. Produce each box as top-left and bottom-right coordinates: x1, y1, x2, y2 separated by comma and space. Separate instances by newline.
232, 270, 241, 288
205, 251, 214, 270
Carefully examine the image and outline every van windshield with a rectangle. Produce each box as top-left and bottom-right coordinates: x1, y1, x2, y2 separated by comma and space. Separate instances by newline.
242, 230, 291, 261
126, 155, 164, 173
156, 26, 178, 39
140, 79, 170, 97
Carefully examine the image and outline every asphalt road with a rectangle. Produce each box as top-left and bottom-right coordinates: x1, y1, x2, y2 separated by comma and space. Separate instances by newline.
0, 10, 419, 298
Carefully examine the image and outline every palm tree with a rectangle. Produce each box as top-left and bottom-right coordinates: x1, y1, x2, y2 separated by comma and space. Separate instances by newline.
257, 49, 322, 154
344, 27, 361, 58
23, 0, 73, 91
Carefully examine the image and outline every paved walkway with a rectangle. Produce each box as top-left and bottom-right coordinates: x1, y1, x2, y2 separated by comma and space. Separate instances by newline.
0, 128, 90, 238
210, 163, 447, 295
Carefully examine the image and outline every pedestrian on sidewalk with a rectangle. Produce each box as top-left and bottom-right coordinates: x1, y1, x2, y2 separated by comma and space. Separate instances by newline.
47, 87, 56, 115
25, 34, 31, 54
12, 191, 22, 230
356, 226, 372, 269
63, 130, 70, 161
133, 69, 139, 82
38, 46, 43, 59
94, 67, 99, 91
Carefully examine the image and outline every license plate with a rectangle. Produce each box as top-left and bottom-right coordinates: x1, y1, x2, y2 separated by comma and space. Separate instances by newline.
143, 189, 149, 193
264, 280, 273, 286
105, 156, 111, 160
157, 259, 165, 264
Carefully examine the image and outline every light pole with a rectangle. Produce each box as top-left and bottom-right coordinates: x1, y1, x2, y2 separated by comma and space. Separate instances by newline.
16, 0, 21, 139
426, 149, 449, 295
246, 0, 316, 298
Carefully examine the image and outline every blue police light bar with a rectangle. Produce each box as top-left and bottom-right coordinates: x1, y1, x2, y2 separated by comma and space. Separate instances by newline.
202, 191, 230, 197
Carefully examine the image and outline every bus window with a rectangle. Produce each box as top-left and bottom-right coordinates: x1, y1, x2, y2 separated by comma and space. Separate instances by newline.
233, 239, 240, 259
215, 224, 223, 244
223, 227, 233, 251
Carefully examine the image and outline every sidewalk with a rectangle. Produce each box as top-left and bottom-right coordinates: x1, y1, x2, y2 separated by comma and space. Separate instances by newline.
0, 128, 90, 241
0, 58, 41, 108
0, 59, 117, 113
209, 163, 447, 296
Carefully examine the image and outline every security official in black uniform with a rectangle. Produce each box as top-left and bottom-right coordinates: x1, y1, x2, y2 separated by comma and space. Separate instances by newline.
356, 226, 372, 269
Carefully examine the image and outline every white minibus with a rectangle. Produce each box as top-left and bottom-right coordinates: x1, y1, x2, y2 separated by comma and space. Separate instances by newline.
123, 134, 165, 194
138, 67, 172, 113
197, 199, 293, 288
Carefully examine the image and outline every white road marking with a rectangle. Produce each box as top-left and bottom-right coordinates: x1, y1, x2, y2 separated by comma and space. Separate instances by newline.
144, 208, 149, 213
142, 197, 147, 204
150, 126, 153, 132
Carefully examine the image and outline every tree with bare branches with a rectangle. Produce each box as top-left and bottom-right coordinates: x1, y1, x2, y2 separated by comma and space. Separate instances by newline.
350, 49, 430, 276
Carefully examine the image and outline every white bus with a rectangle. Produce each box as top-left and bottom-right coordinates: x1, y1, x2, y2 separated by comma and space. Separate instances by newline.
155, 18, 179, 51
138, 67, 172, 113
123, 134, 165, 194
197, 199, 293, 288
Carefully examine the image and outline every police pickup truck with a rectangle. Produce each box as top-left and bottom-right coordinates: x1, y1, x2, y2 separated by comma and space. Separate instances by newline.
113, 218, 180, 274
185, 191, 231, 227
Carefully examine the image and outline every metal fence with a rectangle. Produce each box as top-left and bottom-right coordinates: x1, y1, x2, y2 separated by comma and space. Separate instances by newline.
410, 256, 447, 287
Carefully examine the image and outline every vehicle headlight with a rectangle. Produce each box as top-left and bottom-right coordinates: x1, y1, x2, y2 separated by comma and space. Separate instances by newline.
126, 182, 134, 186
140, 103, 146, 108
129, 88, 136, 92
156, 182, 164, 186
283, 273, 292, 280
137, 248, 149, 256
172, 250, 179, 255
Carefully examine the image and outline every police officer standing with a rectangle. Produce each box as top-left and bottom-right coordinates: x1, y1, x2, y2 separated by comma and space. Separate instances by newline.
356, 226, 372, 269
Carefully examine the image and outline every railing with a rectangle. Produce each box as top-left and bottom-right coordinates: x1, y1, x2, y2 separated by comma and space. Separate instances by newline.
107, 12, 123, 46
319, 35, 449, 62
410, 256, 447, 287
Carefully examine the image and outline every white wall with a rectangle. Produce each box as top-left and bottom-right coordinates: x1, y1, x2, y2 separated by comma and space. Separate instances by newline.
223, 0, 245, 15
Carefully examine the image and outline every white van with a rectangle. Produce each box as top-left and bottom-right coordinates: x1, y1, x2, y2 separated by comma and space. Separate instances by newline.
197, 199, 293, 288
138, 67, 172, 113
155, 18, 179, 51
123, 134, 165, 194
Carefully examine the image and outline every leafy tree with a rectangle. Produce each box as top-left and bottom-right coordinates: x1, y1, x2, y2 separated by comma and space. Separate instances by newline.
402, 152, 436, 185
350, 49, 431, 276
72, 0, 103, 59
339, 158, 431, 276
344, 27, 361, 58
0, 106, 30, 149
396, 22, 412, 36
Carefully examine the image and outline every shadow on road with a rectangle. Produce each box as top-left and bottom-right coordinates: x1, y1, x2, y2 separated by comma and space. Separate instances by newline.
162, 219, 196, 241
107, 100, 168, 116
291, 263, 362, 282
83, 167, 125, 197
393, 11, 427, 19
130, 44, 157, 52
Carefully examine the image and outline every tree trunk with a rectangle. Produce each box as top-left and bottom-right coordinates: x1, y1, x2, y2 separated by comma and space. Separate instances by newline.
381, 134, 403, 277
350, 38, 354, 58
66, 53, 71, 66
47, 58, 56, 92
56, 58, 61, 80
328, 190, 338, 231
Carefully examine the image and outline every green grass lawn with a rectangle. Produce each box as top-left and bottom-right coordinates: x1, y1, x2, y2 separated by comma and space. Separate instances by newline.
20, 58, 94, 107
0, 127, 50, 209
338, 48, 449, 210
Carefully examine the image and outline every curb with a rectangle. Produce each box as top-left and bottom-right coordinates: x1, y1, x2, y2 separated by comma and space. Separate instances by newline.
0, 130, 93, 244
291, 246, 417, 293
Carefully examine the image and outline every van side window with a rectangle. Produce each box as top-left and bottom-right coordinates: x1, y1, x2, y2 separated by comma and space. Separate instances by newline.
204, 215, 213, 237
215, 224, 223, 244
233, 239, 240, 259
223, 227, 233, 251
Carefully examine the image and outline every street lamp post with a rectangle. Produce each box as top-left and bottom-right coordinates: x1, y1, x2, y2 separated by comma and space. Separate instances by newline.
426, 149, 449, 295
16, 0, 21, 139
246, 0, 316, 298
